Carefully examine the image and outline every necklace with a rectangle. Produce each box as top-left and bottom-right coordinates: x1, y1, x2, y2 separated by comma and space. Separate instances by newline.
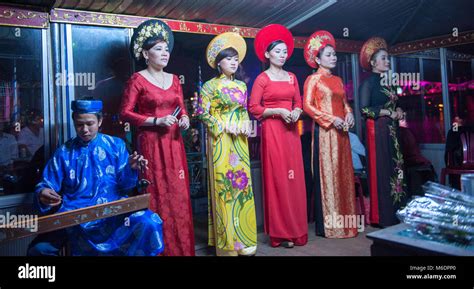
148, 70, 166, 88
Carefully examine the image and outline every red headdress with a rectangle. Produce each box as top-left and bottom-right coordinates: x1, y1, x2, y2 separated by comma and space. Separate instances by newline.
359, 37, 388, 71
254, 24, 294, 62
304, 30, 336, 68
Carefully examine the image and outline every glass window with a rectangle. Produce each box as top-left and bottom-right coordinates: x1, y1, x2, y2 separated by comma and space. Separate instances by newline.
71, 25, 132, 143
420, 57, 445, 143
395, 56, 422, 143
334, 53, 354, 104
333, 52, 357, 131
446, 43, 474, 127
423, 58, 442, 82
394, 51, 445, 143
0, 26, 45, 195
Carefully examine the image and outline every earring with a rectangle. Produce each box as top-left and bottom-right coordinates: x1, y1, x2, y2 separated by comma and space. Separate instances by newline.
145, 58, 149, 65
217, 65, 221, 74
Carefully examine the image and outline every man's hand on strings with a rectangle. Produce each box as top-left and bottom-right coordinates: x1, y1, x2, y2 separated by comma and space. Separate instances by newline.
39, 188, 62, 207
129, 151, 149, 171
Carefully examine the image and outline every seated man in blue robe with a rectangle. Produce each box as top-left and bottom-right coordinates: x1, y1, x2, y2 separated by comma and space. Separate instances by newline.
28, 99, 164, 256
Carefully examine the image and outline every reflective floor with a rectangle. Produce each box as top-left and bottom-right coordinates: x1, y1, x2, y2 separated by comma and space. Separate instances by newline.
193, 214, 380, 256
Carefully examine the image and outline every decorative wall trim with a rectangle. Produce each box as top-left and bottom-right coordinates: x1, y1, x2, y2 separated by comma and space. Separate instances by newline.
0, 6, 472, 54
49, 8, 364, 52
392, 48, 473, 61
0, 5, 49, 29
50, 8, 260, 36
390, 31, 474, 55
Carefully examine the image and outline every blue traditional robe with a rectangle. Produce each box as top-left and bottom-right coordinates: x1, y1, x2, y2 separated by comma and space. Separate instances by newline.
34, 133, 164, 256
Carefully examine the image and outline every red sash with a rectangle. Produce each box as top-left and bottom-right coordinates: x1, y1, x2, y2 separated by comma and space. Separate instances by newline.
366, 119, 379, 224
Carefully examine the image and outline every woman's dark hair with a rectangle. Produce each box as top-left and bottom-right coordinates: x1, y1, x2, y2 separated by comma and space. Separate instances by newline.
142, 36, 167, 51
135, 36, 168, 70
266, 40, 285, 53
370, 48, 388, 67
316, 44, 334, 59
215, 47, 239, 66
264, 40, 286, 70
215, 47, 242, 79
